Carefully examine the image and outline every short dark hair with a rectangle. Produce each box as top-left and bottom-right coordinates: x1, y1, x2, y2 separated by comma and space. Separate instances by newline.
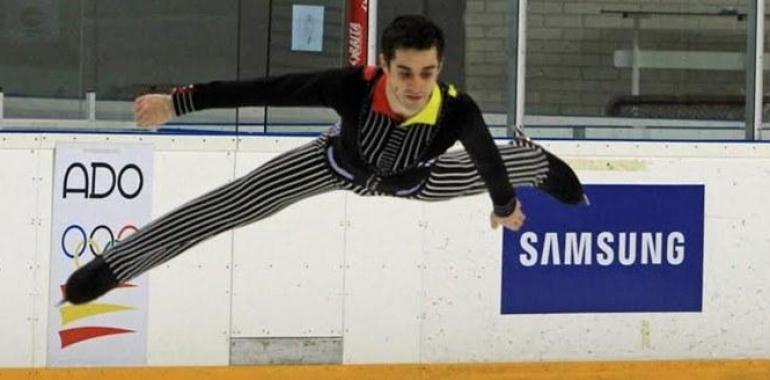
380, 15, 444, 65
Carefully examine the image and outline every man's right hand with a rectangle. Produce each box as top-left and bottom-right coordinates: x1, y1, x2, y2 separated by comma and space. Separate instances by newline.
134, 94, 174, 128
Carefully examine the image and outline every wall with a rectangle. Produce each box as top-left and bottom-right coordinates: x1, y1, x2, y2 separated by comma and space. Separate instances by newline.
1, 131, 769, 367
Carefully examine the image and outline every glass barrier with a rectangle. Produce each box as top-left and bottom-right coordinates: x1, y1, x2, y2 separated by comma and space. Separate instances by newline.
523, 0, 750, 140
0, 0, 764, 140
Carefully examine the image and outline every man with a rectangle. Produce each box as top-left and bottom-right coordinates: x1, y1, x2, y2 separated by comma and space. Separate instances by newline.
64, 15, 584, 304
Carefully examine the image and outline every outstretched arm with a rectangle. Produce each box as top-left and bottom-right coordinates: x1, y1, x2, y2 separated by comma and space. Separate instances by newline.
134, 67, 361, 128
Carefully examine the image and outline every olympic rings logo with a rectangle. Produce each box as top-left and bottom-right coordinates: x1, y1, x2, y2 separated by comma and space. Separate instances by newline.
61, 224, 138, 260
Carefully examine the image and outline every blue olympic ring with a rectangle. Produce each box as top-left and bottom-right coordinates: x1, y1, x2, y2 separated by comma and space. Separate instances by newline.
60, 225, 86, 258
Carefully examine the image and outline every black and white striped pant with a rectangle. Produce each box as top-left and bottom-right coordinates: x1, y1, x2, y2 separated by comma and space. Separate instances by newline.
104, 135, 553, 282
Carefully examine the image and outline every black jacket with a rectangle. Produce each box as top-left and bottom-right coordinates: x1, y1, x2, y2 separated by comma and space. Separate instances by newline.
173, 66, 516, 216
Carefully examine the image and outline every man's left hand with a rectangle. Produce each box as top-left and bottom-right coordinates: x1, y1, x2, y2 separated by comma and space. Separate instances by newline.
490, 200, 526, 231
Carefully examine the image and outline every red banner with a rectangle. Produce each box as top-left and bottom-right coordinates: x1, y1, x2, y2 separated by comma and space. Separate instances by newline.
347, 0, 368, 66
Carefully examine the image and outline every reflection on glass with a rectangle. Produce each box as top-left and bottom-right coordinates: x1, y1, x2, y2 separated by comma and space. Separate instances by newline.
260, 0, 345, 135
523, 0, 748, 140
90, 1, 239, 130
0, 0, 85, 119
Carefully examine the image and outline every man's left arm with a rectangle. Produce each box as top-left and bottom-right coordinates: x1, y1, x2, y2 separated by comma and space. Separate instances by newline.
456, 95, 526, 231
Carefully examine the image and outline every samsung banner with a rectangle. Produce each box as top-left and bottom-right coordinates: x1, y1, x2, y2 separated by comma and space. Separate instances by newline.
47, 144, 153, 365
502, 185, 704, 314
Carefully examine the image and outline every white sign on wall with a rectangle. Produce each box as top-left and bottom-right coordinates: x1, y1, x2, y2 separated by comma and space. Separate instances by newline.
292, 5, 325, 52
47, 143, 153, 366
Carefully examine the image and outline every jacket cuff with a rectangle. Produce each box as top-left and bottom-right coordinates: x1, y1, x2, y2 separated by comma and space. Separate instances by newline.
493, 197, 517, 217
171, 85, 196, 116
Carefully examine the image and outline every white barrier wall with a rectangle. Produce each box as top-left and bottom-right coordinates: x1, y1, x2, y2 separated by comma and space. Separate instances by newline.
1, 132, 769, 367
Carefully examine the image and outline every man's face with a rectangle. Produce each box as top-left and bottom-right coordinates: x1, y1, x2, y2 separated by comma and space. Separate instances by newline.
381, 46, 442, 116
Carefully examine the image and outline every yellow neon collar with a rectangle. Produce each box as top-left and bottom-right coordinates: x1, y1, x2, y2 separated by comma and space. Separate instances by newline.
400, 85, 442, 127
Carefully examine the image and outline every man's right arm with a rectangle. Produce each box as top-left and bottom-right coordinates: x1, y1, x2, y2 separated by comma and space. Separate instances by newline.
135, 67, 362, 127
177, 67, 360, 112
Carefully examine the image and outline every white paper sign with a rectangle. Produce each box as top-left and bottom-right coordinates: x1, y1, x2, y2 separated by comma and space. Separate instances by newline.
47, 143, 153, 366
292, 5, 324, 52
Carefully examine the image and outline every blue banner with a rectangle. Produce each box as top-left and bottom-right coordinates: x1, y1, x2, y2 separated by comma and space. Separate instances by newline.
501, 184, 704, 314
